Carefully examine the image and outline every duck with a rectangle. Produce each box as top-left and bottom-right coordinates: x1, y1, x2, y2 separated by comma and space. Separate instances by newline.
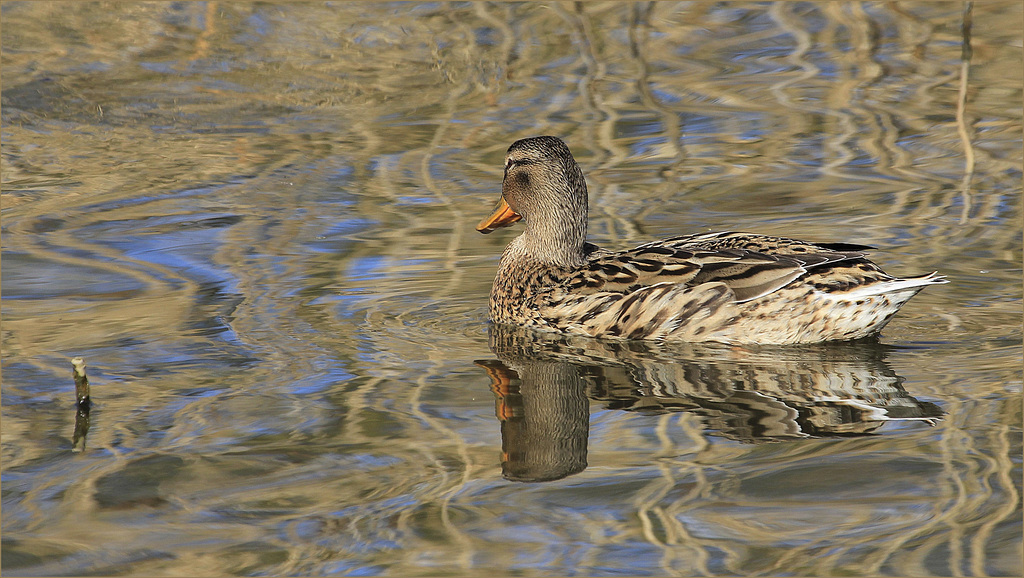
476, 136, 946, 345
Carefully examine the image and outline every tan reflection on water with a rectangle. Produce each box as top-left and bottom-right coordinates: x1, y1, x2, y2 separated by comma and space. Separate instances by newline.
2, 1, 1021, 576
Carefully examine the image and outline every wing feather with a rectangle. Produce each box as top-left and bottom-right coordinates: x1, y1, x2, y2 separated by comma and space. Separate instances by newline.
618, 232, 878, 301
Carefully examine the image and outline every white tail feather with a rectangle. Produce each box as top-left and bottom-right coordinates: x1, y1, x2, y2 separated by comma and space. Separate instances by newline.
842, 271, 947, 299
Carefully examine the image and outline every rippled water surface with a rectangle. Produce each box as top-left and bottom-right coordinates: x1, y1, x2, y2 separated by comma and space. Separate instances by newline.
2, 2, 1021, 576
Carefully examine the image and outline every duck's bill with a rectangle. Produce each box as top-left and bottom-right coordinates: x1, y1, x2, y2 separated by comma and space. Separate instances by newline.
476, 197, 522, 233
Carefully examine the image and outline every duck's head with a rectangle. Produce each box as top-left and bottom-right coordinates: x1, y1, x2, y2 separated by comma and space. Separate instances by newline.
477, 136, 588, 234
477, 137, 589, 265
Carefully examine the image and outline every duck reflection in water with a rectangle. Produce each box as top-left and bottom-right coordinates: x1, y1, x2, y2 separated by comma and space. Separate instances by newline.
476, 324, 943, 483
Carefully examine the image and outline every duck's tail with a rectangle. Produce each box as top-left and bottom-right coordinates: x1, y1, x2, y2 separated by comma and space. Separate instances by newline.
843, 271, 947, 299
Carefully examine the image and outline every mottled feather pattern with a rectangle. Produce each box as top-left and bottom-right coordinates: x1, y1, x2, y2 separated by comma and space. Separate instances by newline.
480, 137, 946, 344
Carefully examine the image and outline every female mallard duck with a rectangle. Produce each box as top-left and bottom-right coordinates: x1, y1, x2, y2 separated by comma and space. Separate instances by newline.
477, 136, 945, 345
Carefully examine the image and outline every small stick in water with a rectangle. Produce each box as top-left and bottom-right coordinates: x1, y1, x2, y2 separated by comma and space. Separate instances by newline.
71, 357, 92, 452
72, 357, 90, 407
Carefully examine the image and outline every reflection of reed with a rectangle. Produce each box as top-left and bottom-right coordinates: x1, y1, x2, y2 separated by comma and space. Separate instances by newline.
480, 324, 943, 482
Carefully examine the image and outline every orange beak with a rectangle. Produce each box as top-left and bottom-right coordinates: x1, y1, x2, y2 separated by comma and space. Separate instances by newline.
476, 197, 522, 234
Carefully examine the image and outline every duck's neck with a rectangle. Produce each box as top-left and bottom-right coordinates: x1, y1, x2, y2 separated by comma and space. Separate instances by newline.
498, 156, 591, 270
511, 192, 589, 270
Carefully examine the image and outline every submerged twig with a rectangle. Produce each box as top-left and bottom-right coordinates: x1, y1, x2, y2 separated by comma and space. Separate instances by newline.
71, 357, 91, 452
72, 356, 90, 407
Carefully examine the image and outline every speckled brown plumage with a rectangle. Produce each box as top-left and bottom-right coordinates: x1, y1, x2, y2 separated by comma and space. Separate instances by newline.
477, 136, 946, 345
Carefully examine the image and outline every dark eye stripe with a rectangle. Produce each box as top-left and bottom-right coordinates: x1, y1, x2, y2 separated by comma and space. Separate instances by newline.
504, 158, 535, 178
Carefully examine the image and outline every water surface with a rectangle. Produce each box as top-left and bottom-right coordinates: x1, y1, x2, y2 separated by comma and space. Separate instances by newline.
2, 2, 1021, 576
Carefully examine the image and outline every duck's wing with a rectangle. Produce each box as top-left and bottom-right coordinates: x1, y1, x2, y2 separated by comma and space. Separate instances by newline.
638, 232, 895, 300
649, 231, 876, 256
567, 237, 871, 303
